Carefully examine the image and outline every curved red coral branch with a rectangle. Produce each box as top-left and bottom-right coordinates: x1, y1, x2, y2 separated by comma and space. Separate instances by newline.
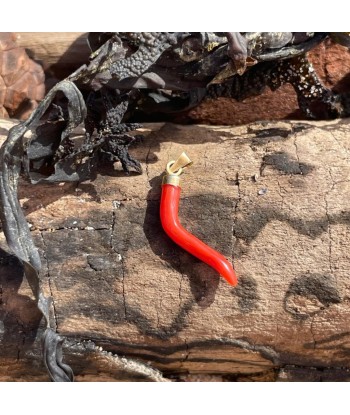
160, 183, 238, 286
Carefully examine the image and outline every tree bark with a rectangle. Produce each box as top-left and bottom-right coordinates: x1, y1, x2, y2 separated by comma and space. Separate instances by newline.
1, 118, 350, 381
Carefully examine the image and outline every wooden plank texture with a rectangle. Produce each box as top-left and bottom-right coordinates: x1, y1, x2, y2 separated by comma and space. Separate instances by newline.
1, 118, 350, 381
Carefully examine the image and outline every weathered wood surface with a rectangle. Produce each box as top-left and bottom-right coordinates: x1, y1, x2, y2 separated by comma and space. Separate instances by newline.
1, 118, 350, 381
15, 32, 90, 78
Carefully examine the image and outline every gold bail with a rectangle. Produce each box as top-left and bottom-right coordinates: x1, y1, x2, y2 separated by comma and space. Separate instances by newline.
168, 152, 193, 174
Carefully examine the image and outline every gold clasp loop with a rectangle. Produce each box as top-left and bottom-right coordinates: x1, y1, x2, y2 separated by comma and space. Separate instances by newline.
166, 152, 193, 175
166, 161, 183, 176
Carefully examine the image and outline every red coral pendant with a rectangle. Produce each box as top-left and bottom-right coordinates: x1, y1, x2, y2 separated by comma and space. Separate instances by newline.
160, 153, 238, 286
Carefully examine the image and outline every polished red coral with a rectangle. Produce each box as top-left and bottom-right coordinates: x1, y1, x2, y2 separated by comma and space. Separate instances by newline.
160, 182, 237, 286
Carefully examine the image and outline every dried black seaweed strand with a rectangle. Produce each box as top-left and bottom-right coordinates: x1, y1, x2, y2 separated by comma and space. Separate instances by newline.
0, 80, 86, 381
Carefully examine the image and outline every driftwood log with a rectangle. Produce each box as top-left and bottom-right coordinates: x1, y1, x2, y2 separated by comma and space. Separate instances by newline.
1, 117, 350, 381
15, 32, 90, 80
15, 32, 89, 67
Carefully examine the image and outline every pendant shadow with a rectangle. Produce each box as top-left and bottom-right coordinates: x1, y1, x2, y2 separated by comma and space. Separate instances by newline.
143, 173, 221, 308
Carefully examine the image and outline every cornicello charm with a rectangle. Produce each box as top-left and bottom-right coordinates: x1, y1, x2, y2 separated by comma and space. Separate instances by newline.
160, 152, 238, 286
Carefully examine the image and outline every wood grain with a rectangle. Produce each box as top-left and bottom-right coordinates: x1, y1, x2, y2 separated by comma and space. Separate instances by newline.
1, 118, 350, 381
15, 32, 90, 78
